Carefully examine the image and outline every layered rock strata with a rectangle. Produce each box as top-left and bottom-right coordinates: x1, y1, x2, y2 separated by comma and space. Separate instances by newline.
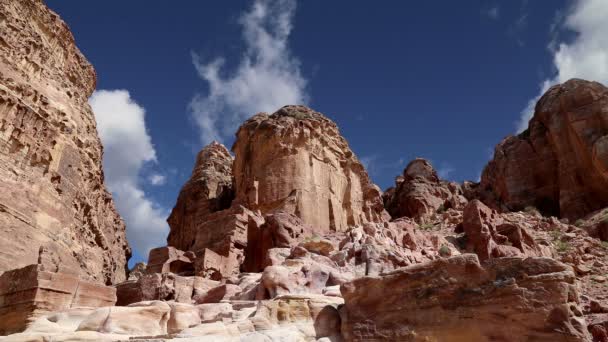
0, 264, 116, 335
0, 0, 129, 283
340, 254, 590, 341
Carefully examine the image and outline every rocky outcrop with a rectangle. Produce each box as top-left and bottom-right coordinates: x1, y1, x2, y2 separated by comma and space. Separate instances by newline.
459, 199, 553, 261
384, 158, 467, 222
480, 79, 608, 220
167, 141, 234, 251
340, 254, 590, 341
0, 263, 116, 335
232, 105, 388, 232
0, 0, 129, 284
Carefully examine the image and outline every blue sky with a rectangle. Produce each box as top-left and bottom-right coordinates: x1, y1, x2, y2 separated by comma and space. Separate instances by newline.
45, 0, 608, 264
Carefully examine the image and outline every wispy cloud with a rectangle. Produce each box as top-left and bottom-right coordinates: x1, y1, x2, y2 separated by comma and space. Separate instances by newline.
90, 90, 168, 259
517, 0, 608, 132
148, 173, 167, 186
190, 0, 308, 144
482, 5, 500, 20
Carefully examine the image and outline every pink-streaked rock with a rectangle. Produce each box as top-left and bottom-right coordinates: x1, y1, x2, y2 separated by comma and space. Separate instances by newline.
0, 264, 116, 335
340, 254, 589, 341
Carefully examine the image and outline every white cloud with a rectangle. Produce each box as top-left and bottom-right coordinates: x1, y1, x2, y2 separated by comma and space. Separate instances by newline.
190, 0, 308, 144
517, 0, 608, 132
148, 173, 166, 186
483, 6, 500, 20
89, 90, 168, 258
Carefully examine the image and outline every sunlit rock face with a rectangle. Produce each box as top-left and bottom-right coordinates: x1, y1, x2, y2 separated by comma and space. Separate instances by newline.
480, 79, 608, 220
0, 0, 129, 284
232, 105, 388, 232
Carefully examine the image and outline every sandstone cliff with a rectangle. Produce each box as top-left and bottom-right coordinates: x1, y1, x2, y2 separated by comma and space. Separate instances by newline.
480, 79, 608, 220
233, 105, 388, 232
0, 0, 129, 284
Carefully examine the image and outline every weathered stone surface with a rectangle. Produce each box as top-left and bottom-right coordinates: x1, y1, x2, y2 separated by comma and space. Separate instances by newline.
77, 301, 170, 335
146, 246, 195, 275
0, 0, 130, 285
167, 141, 234, 252
480, 79, 608, 220
460, 199, 553, 261
341, 254, 589, 341
115, 272, 196, 306
0, 264, 116, 335
232, 105, 388, 232
384, 158, 467, 222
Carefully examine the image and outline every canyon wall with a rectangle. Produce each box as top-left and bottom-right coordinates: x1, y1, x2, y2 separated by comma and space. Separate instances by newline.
0, 0, 130, 284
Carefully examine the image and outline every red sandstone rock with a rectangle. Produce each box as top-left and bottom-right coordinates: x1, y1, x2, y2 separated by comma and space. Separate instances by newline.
232, 105, 388, 231
167, 141, 234, 251
481, 79, 608, 220
384, 158, 467, 222
461, 200, 553, 261
0, 264, 116, 335
340, 254, 590, 341
0, 0, 130, 285
146, 246, 195, 275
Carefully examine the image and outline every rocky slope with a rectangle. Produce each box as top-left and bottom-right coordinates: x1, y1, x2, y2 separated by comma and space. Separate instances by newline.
0, 0, 129, 284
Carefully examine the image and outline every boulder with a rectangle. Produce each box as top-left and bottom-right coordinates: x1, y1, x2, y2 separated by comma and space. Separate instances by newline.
76, 301, 170, 336
340, 254, 590, 341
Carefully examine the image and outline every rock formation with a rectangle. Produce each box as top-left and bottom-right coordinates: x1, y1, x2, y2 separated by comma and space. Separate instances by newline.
341, 254, 590, 341
167, 141, 234, 251
0, 0, 129, 284
480, 79, 608, 220
232, 105, 388, 231
3, 1, 608, 340
383, 158, 467, 222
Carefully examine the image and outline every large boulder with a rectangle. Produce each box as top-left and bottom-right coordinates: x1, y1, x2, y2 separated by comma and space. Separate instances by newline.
0, 0, 129, 285
384, 158, 467, 222
480, 79, 608, 220
76, 301, 170, 336
232, 105, 388, 232
340, 254, 590, 341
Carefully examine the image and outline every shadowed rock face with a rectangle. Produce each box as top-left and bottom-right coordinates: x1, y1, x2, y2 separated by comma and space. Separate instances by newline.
480, 79, 608, 220
167, 141, 234, 251
0, 0, 129, 284
232, 105, 388, 232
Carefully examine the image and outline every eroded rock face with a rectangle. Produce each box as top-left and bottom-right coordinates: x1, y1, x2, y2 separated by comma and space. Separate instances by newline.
167, 141, 234, 251
0, 0, 129, 284
460, 199, 553, 261
480, 79, 608, 220
0, 263, 116, 335
232, 105, 388, 232
384, 158, 467, 222
340, 254, 590, 341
